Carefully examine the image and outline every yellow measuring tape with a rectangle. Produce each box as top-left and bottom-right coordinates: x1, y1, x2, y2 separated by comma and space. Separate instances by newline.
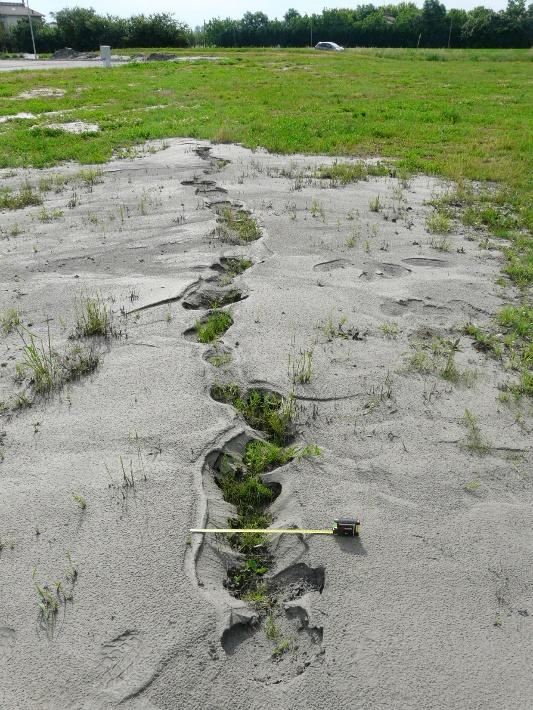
190, 528, 334, 535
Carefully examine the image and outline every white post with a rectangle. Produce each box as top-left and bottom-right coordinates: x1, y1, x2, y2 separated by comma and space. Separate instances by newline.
100, 45, 111, 68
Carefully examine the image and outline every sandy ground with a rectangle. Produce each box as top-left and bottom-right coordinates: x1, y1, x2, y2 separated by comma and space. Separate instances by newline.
0, 139, 531, 709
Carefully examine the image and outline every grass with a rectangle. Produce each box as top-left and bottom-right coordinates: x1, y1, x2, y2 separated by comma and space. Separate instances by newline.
218, 257, 253, 286
380, 321, 399, 338
405, 336, 478, 387
463, 303, 532, 398
206, 350, 232, 367
0, 48, 530, 395
211, 384, 294, 445
289, 349, 313, 384
0, 184, 42, 210
195, 310, 233, 343
72, 493, 86, 509
462, 409, 491, 455
216, 207, 261, 243
73, 294, 112, 338
315, 160, 389, 184
215, 431, 319, 594
1, 308, 20, 334
38, 206, 63, 222
322, 315, 361, 341
369, 195, 381, 212
426, 209, 452, 234
15, 326, 99, 398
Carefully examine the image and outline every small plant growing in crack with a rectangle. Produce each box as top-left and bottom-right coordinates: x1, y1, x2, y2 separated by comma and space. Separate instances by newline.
195, 310, 233, 343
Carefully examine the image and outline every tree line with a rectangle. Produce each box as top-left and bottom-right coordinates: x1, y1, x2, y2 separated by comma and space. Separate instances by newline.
1, 1, 532, 54
0, 9, 190, 53
204, 1, 532, 49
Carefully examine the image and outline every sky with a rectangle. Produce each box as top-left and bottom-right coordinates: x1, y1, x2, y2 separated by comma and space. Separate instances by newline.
36, 0, 511, 28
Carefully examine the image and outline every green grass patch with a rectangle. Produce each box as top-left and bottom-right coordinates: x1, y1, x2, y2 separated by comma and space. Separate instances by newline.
72, 294, 112, 338
211, 384, 294, 445
464, 304, 532, 398
0, 186, 42, 210
315, 161, 388, 184
195, 310, 233, 343
216, 207, 261, 243
1, 308, 21, 334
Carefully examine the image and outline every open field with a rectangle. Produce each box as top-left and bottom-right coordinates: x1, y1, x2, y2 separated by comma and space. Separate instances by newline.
0, 49, 532, 708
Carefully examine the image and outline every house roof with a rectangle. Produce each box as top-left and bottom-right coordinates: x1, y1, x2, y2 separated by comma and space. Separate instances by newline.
0, 2, 44, 18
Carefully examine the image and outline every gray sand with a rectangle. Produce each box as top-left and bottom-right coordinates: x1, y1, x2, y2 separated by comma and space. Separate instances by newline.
0, 139, 531, 709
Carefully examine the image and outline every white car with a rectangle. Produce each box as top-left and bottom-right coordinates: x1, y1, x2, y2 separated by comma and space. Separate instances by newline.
314, 42, 344, 51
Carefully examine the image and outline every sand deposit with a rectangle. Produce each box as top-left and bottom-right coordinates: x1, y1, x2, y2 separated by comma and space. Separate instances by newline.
0, 139, 531, 709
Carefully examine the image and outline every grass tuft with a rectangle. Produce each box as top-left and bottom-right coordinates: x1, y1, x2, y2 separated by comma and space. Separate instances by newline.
1, 308, 20, 334
73, 294, 112, 338
216, 207, 261, 243
195, 310, 233, 343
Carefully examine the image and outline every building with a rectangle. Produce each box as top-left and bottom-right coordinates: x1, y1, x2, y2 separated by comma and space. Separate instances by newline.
0, 2, 44, 31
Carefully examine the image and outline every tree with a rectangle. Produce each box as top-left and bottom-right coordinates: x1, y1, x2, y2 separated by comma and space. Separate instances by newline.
421, 0, 448, 46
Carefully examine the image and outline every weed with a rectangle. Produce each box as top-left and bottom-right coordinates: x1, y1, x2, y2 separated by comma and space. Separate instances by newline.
429, 234, 452, 251
426, 210, 452, 234
242, 582, 269, 605
72, 493, 86, 509
76, 168, 103, 188
207, 351, 232, 367
369, 196, 381, 212
463, 323, 503, 358
464, 480, 482, 493
345, 231, 358, 248
315, 161, 388, 184
212, 385, 294, 444
0, 186, 42, 210
462, 409, 491, 455
32, 569, 59, 623
218, 257, 253, 285
310, 199, 325, 220
244, 439, 296, 476
265, 613, 279, 640
272, 638, 293, 657
16, 326, 57, 394
322, 315, 361, 341
16, 325, 99, 397
217, 207, 261, 243
38, 207, 63, 222
1, 308, 20, 334
289, 349, 313, 384
195, 310, 233, 343
73, 294, 111, 338
380, 321, 399, 338
13, 392, 31, 409
463, 305, 532, 398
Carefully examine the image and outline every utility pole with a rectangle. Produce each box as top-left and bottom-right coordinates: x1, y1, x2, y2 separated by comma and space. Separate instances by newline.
447, 17, 453, 49
24, 0, 37, 59
310, 16, 313, 47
